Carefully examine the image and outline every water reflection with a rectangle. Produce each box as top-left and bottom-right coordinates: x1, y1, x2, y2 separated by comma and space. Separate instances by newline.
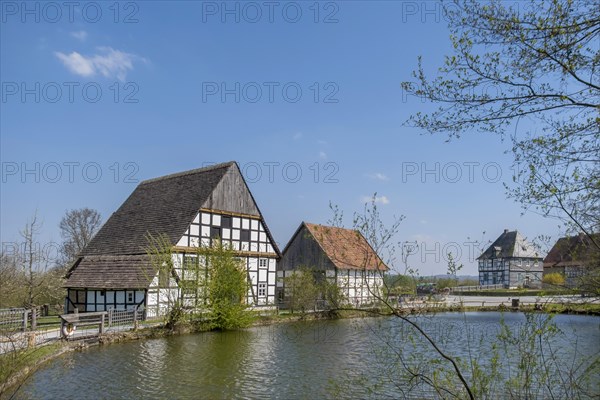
10, 313, 600, 399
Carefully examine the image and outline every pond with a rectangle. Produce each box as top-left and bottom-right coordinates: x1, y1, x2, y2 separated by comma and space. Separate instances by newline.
11, 312, 600, 399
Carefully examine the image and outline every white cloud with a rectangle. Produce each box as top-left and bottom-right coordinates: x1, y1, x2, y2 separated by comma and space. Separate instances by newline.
55, 47, 144, 81
70, 30, 88, 42
317, 140, 328, 145
360, 195, 390, 205
366, 172, 389, 181
420, 219, 428, 225
319, 151, 327, 159
55, 51, 95, 77
292, 132, 303, 140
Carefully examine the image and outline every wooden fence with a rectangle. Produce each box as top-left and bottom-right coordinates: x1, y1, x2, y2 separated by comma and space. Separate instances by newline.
451, 284, 505, 292
0, 307, 48, 332
60, 308, 142, 339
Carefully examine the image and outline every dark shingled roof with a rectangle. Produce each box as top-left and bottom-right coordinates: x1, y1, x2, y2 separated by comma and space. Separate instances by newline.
66, 161, 281, 289
66, 255, 156, 289
478, 229, 542, 260
302, 223, 388, 271
544, 233, 600, 268
82, 162, 233, 256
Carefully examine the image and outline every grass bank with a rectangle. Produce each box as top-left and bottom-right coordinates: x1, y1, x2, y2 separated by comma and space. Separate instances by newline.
2, 302, 599, 397
0, 341, 72, 399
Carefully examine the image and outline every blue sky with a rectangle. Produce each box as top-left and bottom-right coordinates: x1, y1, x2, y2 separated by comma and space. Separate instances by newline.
1, 1, 561, 276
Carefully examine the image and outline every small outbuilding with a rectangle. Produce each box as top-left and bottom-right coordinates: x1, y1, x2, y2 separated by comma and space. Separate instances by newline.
544, 233, 599, 288
277, 222, 387, 307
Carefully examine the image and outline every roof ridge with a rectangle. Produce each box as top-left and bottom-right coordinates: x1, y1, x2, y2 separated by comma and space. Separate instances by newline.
304, 222, 358, 233
140, 161, 235, 185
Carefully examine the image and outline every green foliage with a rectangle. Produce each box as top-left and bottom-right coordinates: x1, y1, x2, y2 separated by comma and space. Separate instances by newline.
333, 312, 599, 399
384, 274, 416, 294
446, 253, 463, 288
204, 242, 252, 330
145, 232, 181, 327
404, 0, 599, 244
494, 312, 600, 399
145, 234, 252, 330
435, 277, 459, 290
542, 272, 566, 286
0, 341, 64, 398
320, 276, 346, 312
282, 266, 320, 316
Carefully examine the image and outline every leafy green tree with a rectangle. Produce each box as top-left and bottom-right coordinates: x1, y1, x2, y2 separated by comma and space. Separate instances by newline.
403, 0, 599, 246
145, 234, 252, 330
385, 274, 416, 295
282, 266, 320, 316
204, 241, 252, 330
319, 276, 346, 313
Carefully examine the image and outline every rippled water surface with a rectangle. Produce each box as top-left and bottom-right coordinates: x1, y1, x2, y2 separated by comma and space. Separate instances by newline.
12, 312, 600, 399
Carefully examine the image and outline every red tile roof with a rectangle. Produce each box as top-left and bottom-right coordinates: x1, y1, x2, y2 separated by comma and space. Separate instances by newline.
544, 233, 600, 268
304, 223, 388, 271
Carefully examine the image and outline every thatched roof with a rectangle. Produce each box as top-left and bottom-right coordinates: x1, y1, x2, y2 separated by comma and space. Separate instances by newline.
66, 255, 156, 289
82, 162, 233, 256
66, 161, 280, 289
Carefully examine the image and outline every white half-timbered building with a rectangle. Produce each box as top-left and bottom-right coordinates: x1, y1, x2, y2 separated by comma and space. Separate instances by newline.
64, 162, 280, 317
277, 222, 387, 307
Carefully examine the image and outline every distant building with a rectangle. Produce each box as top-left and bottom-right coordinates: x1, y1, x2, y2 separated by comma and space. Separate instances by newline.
278, 222, 387, 307
544, 233, 600, 288
477, 229, 543, 288
64, 162, 280, 317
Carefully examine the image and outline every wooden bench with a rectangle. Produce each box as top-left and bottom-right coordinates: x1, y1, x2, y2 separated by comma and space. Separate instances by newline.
59, 311, 107, 339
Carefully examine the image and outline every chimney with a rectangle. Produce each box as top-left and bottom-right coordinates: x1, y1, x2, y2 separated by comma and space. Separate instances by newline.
504, 229, 509, 234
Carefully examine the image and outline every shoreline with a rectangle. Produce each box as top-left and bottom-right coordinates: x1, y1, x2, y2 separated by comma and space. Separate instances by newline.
2, 302, 599, 397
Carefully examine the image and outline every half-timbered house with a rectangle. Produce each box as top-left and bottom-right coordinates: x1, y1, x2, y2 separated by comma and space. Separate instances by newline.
543, 233, 600, 288
65, 162, 280, 317
277, 222, 387, 307
477, 229, 543, 288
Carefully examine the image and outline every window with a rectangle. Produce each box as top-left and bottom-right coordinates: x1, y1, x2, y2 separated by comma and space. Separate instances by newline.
221, 216, 232, 229
184, 255, 196, 268
128, 292, 134, 302
181, 281, 197, 296
258, 283, 267, 297
259, 258, 268, 269
240, 229, 250, 242
210, 227, 220, 239
183, 255, 198, 280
